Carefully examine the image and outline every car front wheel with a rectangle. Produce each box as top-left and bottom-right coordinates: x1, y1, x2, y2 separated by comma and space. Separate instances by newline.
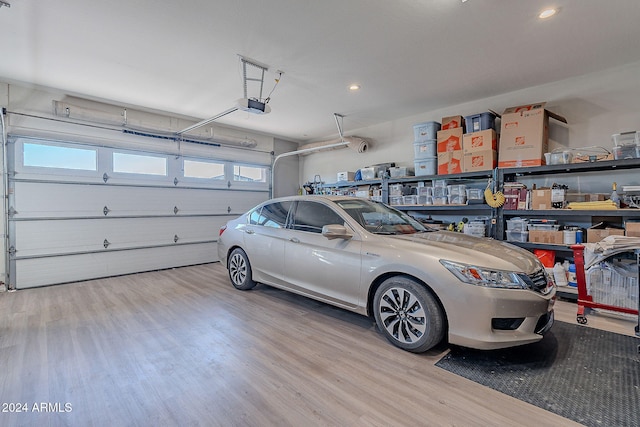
228, 248, 257, 290
373, 276, 445, 353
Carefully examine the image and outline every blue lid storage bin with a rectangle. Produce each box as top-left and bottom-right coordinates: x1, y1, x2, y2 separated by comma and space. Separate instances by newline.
413, 121, 441, 142
464, 112, 496, 133
413, 140, 436, 159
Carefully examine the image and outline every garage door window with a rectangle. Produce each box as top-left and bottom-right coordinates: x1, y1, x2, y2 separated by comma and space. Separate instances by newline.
234, 165, 267, 182
23, 142, 97, 171
183, 159, 225, 180
113, 152, 167, 176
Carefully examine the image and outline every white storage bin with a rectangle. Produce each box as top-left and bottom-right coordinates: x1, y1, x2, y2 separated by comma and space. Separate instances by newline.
447, 194, 467, 204
389, 166, 413, 178
506, 230, 528, 242
414, 140, 436, 159
414, 158, 437, 176
506, 218, 529, 232
433, 196, 448, 205
389, 196, 403, 205
463, 222, 486, 237
418, 186, 433, 197
466, 188, 484, 200
416, 195, 430, 204
447, 184, 466, 196
413, 121, 441, 142
433, 186, 447, 197
403, 195, 417, 205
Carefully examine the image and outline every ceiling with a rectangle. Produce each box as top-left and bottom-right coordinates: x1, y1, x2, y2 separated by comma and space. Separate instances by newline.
2, 0, 640, 143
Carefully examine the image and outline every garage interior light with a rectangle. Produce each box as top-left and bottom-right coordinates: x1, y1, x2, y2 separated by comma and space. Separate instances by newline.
0, 1, 10, 9
539, 8, 557, 19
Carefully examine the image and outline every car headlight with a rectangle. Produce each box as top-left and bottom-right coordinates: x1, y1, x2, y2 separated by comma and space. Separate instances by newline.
440, 260, 528, 290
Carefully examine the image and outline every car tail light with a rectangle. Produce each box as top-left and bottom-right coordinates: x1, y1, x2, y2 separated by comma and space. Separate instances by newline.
219, 225, 227, 236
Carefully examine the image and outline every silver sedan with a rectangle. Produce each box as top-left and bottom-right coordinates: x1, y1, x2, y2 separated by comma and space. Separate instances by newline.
217, 195, 555, 352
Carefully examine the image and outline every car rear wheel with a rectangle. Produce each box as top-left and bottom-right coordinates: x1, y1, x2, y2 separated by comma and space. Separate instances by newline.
373, 276, 444, 353
228, 248, 257, 290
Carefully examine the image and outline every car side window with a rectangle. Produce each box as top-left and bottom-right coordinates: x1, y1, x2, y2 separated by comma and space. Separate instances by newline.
291, 201, 345, 233
249, 201, 292, 228
248, 207, 263, 225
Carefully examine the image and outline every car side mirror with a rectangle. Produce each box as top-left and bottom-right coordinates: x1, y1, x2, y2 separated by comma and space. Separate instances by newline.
322, 224, 353, 240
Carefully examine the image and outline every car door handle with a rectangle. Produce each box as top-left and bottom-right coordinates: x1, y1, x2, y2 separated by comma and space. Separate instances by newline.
289, 237, 300, 243
245, 229, 255, 234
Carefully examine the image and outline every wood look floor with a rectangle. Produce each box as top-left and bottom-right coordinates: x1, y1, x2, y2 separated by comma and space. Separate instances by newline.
0, 263, 637, 427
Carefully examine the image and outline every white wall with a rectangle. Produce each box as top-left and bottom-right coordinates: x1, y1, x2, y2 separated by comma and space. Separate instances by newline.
301, 61, 640, 185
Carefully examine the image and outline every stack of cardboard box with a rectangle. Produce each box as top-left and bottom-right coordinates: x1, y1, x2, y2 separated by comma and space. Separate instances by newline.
437, 116, 464, 175
463, 128, 498, 172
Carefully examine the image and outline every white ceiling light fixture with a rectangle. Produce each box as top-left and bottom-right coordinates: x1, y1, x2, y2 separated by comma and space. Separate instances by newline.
539, 8, 558, 19
349, 84, 361, 91
0, 1, 10, 9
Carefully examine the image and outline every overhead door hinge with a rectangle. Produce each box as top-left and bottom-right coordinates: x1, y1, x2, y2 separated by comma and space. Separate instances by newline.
8, 246, 16, 256
8, 207, 17, 217
103, 173, 110, 183
103, 206, 110, 216
174, 234, 179, 243
103, 239, 110, 249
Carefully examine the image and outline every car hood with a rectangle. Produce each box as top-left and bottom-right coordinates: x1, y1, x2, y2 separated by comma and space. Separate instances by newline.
388, 231, 540, 273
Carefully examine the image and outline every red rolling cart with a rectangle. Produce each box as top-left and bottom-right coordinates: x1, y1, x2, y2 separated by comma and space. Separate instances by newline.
571, 245, 639, 336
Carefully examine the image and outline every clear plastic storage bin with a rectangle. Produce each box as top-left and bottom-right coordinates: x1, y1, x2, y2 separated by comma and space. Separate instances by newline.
506, 219, 529, 232
506, 230, 529, 242
403, 195, 417, 205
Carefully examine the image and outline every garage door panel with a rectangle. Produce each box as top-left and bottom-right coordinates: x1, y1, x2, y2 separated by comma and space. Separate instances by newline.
14, 216, 232, 257
14, 243, 217, 289
13, 181, 266, 218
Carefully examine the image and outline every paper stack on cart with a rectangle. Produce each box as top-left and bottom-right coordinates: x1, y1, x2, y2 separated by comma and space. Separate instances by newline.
583, 235, 640, 268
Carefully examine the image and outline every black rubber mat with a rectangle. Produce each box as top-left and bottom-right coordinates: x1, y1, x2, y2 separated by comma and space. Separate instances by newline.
436, 321, 640, 427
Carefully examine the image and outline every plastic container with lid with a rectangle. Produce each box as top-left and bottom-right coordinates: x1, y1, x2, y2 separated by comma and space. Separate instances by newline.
413, 121, 441, 142
567, 264, 577, 287
553, 262, 568, 287
612, 131, 640, 160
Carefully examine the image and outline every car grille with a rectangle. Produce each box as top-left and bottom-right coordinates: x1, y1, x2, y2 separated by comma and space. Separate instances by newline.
518, 268, 553, 295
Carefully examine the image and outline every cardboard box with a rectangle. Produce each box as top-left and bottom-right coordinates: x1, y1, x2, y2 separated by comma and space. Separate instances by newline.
441, 115, 464, 130
531, 188, 552, 210
587, 222, 625, 243
463, 150, 497, 172
337, 171, 355, 181
437, 128, 463, 153
626, 222, 640, 237
437, 150, 463, 175
529, 230, 564, 244
463, 129, 498, 153
498, 102, 567, 168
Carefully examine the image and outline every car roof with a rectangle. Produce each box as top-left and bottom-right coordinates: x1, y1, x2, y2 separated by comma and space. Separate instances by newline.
266, 195, 368, 204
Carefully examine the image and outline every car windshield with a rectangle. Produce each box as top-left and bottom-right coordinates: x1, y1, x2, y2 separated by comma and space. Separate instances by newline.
335, 199, 430, 235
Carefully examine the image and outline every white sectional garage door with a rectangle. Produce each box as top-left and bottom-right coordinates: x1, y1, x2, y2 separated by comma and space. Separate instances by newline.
7, 136, 270, 289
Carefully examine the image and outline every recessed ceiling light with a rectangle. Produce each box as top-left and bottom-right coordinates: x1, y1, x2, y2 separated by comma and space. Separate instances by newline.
349, 84, 361, 91
539, 8, 557, 19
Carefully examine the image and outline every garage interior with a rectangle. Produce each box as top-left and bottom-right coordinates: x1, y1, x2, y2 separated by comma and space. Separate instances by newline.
1, 1, 640, 426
